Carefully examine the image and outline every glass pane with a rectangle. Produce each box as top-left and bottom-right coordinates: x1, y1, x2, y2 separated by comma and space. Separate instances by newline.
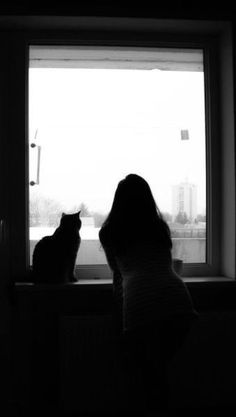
29, 46, 206, 266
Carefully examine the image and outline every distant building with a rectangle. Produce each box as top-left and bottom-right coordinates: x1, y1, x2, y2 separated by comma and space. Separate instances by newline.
172, 180, 197, 223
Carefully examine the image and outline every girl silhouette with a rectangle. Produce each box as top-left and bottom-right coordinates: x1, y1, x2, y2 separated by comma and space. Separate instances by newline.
99, 174, 198, 413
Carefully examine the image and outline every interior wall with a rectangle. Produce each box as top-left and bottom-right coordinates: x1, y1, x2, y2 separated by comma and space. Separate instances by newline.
0, 6, 235, 415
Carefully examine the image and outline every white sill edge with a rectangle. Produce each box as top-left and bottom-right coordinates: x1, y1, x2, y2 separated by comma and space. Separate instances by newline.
15, 276, 235, 287
77, 276, 235, 284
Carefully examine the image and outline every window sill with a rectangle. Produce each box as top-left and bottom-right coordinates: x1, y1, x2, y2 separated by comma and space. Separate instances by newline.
15, 276, 235, 290
13, 276, 236, 312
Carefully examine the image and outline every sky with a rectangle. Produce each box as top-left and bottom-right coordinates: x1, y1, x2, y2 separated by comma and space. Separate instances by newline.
29, 66, 206, 216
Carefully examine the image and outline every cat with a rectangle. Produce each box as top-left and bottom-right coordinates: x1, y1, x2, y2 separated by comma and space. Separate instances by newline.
32, 211, 81, 283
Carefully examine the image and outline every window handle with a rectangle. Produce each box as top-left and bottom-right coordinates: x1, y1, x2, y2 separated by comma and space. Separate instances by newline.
30, 143, 41, 186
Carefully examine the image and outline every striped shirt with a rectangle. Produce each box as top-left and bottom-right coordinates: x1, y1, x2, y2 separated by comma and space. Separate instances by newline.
113, 242, 197, 333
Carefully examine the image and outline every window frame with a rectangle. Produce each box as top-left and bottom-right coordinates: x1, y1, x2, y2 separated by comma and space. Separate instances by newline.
1, 17, 234, 282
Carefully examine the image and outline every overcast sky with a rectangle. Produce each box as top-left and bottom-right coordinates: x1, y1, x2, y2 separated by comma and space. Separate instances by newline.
29, 67, 206, 216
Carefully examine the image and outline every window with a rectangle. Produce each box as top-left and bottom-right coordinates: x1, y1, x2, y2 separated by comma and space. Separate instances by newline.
29, 46, 206, 276
1, 18, 234, 281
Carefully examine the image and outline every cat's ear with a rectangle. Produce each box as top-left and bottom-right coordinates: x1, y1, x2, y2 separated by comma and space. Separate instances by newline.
77, 210, 81, 216
61, 212, 65, 217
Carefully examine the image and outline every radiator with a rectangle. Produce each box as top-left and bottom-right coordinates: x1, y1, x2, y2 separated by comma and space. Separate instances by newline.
59, 315, 140, 414
60, 312, 236, 412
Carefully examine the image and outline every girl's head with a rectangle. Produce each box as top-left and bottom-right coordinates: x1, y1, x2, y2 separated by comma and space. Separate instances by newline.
109, 174, 160, 220
100, 174, 172, 253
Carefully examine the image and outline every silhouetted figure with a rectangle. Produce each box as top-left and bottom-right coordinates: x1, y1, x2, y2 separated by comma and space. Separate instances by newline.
99, 174, 198, 414
32, 211, 81, 283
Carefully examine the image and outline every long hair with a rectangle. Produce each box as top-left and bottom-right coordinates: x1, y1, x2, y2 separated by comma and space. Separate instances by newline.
99, 174, 172, 255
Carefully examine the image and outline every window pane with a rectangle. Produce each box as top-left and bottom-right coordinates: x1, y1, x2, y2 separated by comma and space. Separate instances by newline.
29, 46, 206, 266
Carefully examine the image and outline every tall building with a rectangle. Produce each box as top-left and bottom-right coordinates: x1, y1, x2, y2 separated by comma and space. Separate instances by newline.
172, 180, 197, 222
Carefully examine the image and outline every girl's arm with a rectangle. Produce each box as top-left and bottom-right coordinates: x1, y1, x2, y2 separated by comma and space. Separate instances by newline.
102, 244, 123, 335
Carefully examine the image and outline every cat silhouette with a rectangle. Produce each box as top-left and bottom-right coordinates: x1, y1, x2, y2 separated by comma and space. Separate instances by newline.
32, 211, 81, 283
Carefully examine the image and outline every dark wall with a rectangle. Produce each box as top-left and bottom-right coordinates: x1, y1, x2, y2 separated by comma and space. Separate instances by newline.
0, 1, 235, 20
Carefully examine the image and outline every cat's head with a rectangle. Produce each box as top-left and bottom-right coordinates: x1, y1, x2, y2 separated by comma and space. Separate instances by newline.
60, 211, 82, 230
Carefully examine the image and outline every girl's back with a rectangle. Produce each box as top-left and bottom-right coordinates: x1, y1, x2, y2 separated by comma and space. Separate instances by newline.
114, 241, 197, 332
